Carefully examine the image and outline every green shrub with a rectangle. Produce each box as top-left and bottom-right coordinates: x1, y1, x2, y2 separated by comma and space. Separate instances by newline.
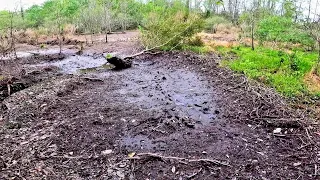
139, 9, 204, 49
187, 35, 204, 46
40, 44, 46, 49
204, 16, 231, 33
106, 54, 113, 59
256, 16, 314, 47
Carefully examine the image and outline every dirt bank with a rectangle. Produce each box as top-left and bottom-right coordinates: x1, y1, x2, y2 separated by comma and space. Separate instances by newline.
0, 40, 319, 179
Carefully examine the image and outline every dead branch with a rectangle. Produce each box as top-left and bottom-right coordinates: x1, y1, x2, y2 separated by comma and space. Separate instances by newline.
186, 168, 202, 179
254, 118, 303, 128
128, 153, 231, 167
38, 154, 91, 160
126, 24, 194, 59
106, 24, 195, 69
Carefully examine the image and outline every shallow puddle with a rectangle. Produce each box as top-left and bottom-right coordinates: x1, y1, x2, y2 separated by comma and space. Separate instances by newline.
6, 49, 76, 59
32, 54, 111, 74
117, 67, 218, 127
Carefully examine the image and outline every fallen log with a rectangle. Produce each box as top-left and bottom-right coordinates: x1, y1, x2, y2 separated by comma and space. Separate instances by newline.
106, 56, 133, 69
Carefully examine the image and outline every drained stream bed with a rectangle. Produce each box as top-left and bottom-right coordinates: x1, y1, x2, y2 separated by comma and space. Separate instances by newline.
0, 50, 319, 179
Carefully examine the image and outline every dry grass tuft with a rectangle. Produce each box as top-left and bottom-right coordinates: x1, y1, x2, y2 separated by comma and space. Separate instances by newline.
304, 68, 320, 93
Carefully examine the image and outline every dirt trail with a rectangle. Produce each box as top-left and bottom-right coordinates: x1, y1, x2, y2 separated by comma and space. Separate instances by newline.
0, 37, 319, 179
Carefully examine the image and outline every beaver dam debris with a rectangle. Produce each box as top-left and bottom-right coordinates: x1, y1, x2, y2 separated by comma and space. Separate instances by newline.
106, 55, 133, 69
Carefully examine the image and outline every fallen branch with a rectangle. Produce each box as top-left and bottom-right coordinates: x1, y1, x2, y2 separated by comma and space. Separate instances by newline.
127, 24, 193, 59
186, 168, 203, 179
82, 77, 104, 82
38, 154, 92, 160
106, 24, 194, 69
254, 118, 303, 128
225, 77, 247, 91
128, 153, 231, 167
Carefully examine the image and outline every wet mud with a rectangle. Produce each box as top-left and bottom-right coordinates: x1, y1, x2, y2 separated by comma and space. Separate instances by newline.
0, 49, 319, 179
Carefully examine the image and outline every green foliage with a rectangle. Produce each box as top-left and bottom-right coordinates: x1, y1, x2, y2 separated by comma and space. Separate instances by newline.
75, 0, 145, 34
187, 35, 204, 46
106, 54, 113, 59
25, 5, 44, 27
283, 0, 296, 19
220, 46, 318, 97
204, 15, 231, 32
76, 2, 104, 34
40, 44, 46, 49
256, 16, 314, 46
139, 2, 204, 49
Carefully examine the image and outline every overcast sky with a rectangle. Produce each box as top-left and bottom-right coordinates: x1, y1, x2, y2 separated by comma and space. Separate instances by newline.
0, 0, 46, 11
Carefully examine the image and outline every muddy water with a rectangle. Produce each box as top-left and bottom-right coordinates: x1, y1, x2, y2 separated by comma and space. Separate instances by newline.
34, 54, 218, 151
117, 68, 217, 126
110, 62, 218, 152
32, 53, 110, 74
5, 49, 76, 59
44, 55, 108, 74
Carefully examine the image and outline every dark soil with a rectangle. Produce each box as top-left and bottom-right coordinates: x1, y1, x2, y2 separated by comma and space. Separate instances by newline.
0, 49, 319, 179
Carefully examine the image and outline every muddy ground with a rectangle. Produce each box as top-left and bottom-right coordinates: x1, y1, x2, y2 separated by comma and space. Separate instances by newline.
0, 33, 320, 180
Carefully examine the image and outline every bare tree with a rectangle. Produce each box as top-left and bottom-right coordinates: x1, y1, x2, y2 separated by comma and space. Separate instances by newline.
310, 21, 320, 63
102, 0, 112, 43
307, 0, 312, 21
119, 1, 129, 33
314, 0, 319, 21
9, 11, 17, 59
242, 0, 260, 50
55, 0, 64, 54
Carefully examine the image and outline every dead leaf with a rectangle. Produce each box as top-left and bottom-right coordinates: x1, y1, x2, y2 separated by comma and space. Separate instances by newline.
293, 162, 302, 167
273, 128, 282, 134
128, 152, 136, 158
172, 166, 176, 173
101, 149, 113, 155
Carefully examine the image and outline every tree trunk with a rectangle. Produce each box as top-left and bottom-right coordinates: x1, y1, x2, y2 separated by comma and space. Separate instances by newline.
308, 0, 312, 21
186, 0, 190, 10
10, 13, 17, 59
251, 21, 255, 51
315, 0, 319, 21
85, 35, 88, 45
318, 40, 320, 63
59, 34, 62, 54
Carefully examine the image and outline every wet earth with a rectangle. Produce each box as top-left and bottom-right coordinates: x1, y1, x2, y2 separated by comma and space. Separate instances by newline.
0, 46, 320, 179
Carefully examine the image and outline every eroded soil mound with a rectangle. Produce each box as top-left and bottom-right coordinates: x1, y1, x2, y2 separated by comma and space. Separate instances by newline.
0, 51, 319, 179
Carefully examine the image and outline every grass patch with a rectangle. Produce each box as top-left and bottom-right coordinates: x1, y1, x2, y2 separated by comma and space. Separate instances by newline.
219, 46, 318, 97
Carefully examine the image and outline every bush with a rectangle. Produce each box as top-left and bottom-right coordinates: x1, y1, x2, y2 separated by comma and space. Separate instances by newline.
204, 16, 231, 33
256, 16, 314, 47
187, 35, 204, 46
140, 10, 204, 49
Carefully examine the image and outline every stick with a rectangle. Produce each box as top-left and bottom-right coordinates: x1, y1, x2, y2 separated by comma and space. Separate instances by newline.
186, 168, 202, 179
305, 128, 314, 143
128, 153, 231, 167
38, 154, 90, 160
7, 84, 11, 96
